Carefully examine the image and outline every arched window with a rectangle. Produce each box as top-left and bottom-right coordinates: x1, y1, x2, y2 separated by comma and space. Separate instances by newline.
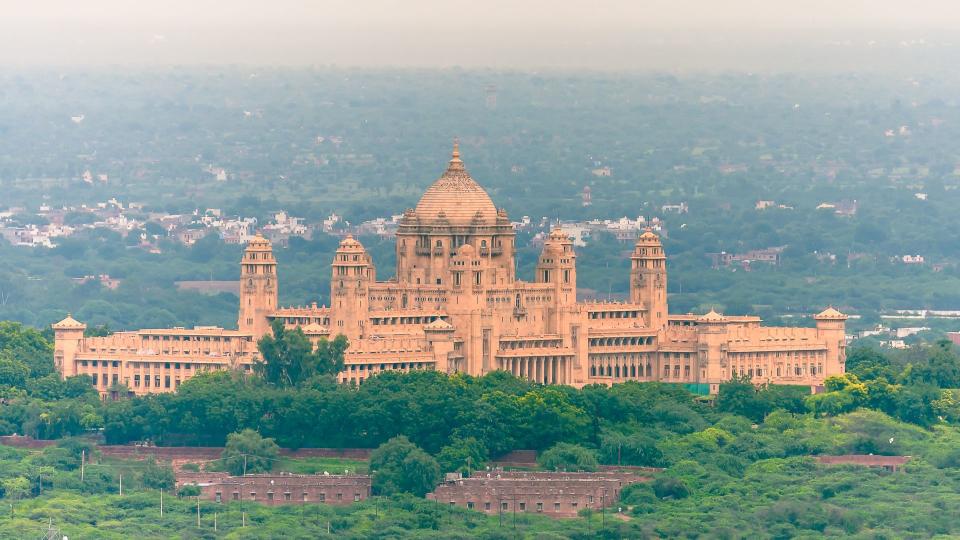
481, 240, 487, 248
515, 294, 522, 309
401, 294, 408, 308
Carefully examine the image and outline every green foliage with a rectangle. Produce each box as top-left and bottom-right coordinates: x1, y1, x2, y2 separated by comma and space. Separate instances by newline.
369, 435, 441, 497
255, 319, 347, 387
435, 437, 488, 474
140, 458, 175, 490
652, 476, 689, 499
537, 443, 599, 472
599, 431, 664, 467
221, 429, 280, 476
177, 484, 201, 498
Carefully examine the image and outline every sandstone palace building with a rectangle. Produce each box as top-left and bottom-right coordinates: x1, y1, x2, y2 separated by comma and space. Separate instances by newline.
53, 143, 847, 396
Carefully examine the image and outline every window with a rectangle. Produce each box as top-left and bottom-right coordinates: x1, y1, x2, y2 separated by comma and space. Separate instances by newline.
484, 502, 491, 511
501, 502, 509, 511
267, 492, 274, 501
536, 502, 543, 513
554, 502, 560, 512
250, 492, 256, 500
519, 502, 526, 511
354, 493, 360, 502
215, 492, 222, 503
467, 502, 474, 509
232, 492, 239, 501
134, 375, 140, 387
284, 493, 291, 501
164, 376, 171, 388
319, 493, 326, 502
336, 493, 342, 501
154, 376, 160, 387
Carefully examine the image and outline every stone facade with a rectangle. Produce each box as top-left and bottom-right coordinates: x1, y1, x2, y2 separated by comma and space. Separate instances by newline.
54, 142, 847, 396
176, 472, 371, 505
427, 471, 651, 517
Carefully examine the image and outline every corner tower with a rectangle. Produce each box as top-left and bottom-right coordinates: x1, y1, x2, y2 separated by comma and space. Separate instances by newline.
815, 307, 848, 376
536, 228, 577, 305
238, 234, 278, 338
52, 314, 86, 378
331, 235, 375, 340
630, 230, 668, 330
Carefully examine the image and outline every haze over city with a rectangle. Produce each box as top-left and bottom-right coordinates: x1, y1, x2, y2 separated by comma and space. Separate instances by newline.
3, 0, 960, 70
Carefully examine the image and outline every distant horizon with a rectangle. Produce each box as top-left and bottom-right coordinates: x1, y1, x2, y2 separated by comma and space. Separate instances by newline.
2, 0, 960, 72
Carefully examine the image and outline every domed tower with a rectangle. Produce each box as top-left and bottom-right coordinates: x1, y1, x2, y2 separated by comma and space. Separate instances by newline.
330, 235, 375, 339
536, 228, 577, 305
815, 307, 848, 376
52, 314, 86, 378
630, 230, 668, 330
395, 140, 516, 287
535, 227, 578, 334
238, 234, 278, 338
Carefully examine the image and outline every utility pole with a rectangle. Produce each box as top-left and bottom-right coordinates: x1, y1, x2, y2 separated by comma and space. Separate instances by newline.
601, 492, 606, 528
243, 454, 247, 476
214, 512, 217, 532
197, 496, 201, 527
119, 472, 122, 496
80, 449, 85, 483
160, 488, 163, 517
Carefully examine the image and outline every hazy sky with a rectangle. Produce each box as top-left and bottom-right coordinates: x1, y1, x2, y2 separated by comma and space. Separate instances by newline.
2, 0, 959, 70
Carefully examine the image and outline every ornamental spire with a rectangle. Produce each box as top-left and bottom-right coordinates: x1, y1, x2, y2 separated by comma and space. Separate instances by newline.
446, 137, 465, 173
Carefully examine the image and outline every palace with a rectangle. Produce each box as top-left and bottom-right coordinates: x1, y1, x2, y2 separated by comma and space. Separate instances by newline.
53, 142, 847, 397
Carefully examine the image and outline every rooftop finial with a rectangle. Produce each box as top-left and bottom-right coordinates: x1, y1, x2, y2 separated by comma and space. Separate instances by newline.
446, 137, 465, 173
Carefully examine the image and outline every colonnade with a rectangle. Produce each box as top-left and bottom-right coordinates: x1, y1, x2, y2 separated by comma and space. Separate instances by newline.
498, 356, 570, 384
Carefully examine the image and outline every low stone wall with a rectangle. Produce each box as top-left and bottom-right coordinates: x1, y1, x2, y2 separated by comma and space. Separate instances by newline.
176, 472, 372, 506
428, 471, 652, 518
815, 454, 911, 471
0, 435, 58, 449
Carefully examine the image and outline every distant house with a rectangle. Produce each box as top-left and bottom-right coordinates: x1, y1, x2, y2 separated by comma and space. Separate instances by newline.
710, 246, 786, 269
755, 200, 775, 210
661, 202, 688, 214
591, 166, 612, 177
176, 228, 209, 246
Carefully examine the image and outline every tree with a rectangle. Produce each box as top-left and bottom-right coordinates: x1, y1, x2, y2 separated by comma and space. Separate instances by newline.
717, 374, 769, 422
600, 432, 664, 467
652, 476, 689, 499
436, 437, 488, 474
256, 320, 348, 387
221, 429, 279, 476
141, 458, 176, 490
0, 354, 29, 388
369, 435, 441, 496
0, 321, 54, 378
1, 477, 29, 501
538, 443, 599, 472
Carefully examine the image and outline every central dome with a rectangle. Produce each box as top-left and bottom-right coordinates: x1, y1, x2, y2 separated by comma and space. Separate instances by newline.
414, 141, 498, 226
